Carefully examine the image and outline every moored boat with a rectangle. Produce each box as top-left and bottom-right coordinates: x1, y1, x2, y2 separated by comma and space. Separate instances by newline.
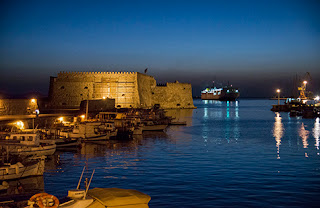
69, 122, 117, 141
0, 132, 56, 157
142, 122, 168, 131
0, 156, 45, 181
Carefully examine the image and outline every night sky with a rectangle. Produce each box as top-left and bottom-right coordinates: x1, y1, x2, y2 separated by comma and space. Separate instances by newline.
1, 0, 319, 98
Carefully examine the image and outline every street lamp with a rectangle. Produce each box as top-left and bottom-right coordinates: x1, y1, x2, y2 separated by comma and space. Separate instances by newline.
303, 81, 307, 99
277, 89, 280, 105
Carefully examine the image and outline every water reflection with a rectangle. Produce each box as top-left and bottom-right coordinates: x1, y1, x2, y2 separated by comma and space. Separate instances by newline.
235, 101, 239, 119
201, 100, 240, 145
313, 118, 320, 151
273, 112, 284, 159
299, 123, 309, 149
79, 139, 142, 158
77, 132, 170, 159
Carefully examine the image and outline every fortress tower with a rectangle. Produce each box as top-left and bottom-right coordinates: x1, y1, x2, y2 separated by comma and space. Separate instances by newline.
48, 72, 195, 109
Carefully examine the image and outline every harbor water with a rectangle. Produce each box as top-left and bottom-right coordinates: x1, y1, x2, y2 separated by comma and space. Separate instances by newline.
34, 99, 320, 207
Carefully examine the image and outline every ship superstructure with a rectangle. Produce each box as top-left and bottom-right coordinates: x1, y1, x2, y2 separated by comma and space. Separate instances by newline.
201, 85, 239, 101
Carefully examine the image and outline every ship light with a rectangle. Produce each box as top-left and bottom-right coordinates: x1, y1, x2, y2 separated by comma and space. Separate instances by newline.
227, 90, 230, 93
30, 98, 36, 103
236, 90, 238, 93
58, 117, 64, 122
315, 96, 320, 101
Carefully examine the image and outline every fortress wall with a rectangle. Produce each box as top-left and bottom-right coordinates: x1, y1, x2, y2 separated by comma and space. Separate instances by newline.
136, 73, 156, 108
49, 71, 194, 109
0, 99, 38, 115
152, 82, 195, 109
50, 72, 139, 109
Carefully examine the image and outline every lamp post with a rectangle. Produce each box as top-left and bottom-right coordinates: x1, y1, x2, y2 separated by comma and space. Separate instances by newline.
303, 81, 307, 99
277, 89, 280, 105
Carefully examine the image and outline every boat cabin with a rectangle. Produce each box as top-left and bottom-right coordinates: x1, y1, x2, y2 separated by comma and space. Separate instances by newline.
6, 133, 40, 146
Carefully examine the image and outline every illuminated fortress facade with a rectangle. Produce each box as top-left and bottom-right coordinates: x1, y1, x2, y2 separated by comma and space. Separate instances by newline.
48, 71, 195, 109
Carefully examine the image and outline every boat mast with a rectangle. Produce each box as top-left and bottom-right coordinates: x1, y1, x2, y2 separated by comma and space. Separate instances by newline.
84, 169, 95, 199
77, 166, 86, 189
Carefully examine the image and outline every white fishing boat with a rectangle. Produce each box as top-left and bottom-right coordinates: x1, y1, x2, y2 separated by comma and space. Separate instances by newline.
26, 167, 151, 208
0, 157, 45, 181
142, 121, 168, 131
0, 132, 56, 157
69, 122, 117, 141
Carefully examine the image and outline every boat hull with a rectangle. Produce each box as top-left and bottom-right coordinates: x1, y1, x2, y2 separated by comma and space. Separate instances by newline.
0, 159, 45, 181
7, 144, 56, 157
142, 125, 168, 131
201, 92, 239, 101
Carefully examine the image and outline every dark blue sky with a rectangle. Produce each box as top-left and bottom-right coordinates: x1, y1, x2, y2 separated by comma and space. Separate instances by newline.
1, 0, 319, 97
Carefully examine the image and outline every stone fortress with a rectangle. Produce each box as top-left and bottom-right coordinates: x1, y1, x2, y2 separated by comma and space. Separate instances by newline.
48, 71, 195, 109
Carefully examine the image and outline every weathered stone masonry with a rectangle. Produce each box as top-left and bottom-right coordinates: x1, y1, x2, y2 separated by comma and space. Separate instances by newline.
49, 72, 195, 109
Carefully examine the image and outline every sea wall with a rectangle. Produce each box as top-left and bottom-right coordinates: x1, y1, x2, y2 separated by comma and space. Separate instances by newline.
0, 99, 38, 116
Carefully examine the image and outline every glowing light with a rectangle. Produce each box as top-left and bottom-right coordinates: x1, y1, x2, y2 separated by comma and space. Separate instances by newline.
14, 120, 25, 130
303, 81, 307, 85
103, 96, 106, 99
276, 89, 280, 93
80, 114, 86, 121
58, 117, 64, 122
31, 98, 36, 103
315, 96, 320, 101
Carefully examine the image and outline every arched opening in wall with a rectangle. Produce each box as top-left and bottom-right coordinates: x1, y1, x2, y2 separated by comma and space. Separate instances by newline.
176, 104, 181, 106
130, 105, 132, 108
152, 92, 154, 94
80, 94, 83, 96
60, 86, 65, 89
188, 103, 191, 105
84, 86, 88, 89
117, 105, 121, 108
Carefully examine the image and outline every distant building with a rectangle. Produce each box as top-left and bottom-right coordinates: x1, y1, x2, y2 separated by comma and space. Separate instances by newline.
48, 72, 195, 109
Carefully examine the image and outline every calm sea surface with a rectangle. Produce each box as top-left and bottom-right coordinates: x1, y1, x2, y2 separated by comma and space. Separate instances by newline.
42, 99, 320, 207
